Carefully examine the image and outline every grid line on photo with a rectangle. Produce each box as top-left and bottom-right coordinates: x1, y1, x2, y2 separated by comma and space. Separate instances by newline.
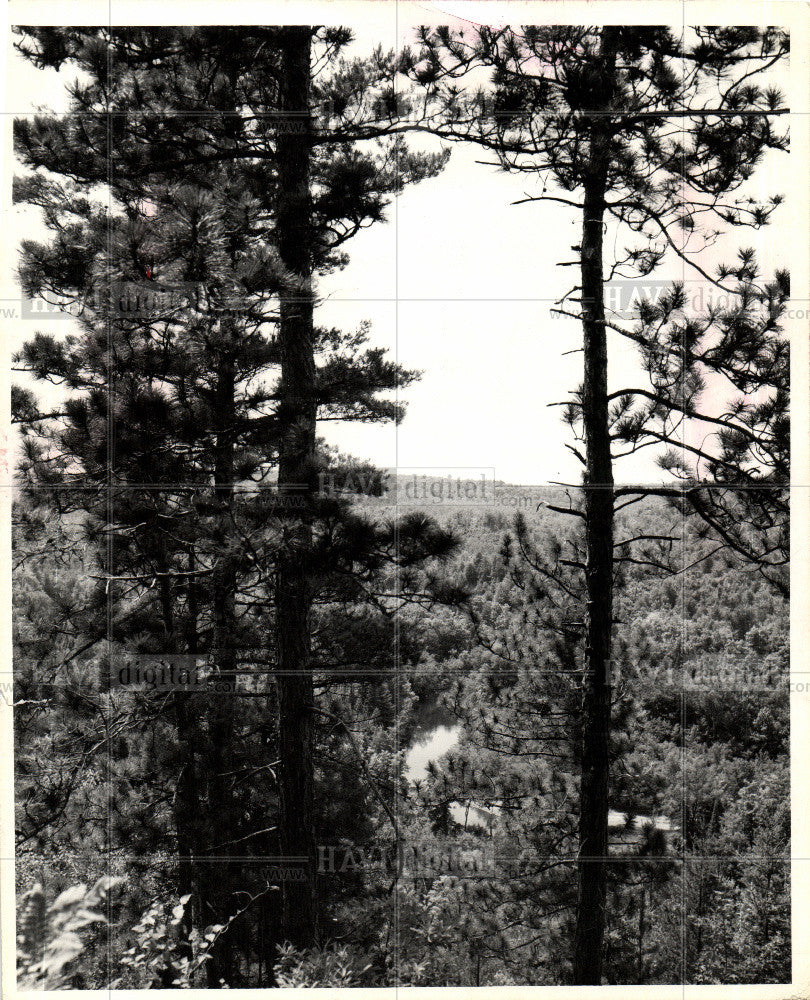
6, 108, 802, 119
394, 3, 402, 985
679, 15, 687, 990
6, 851, 800, 862
104, 19, 114, 992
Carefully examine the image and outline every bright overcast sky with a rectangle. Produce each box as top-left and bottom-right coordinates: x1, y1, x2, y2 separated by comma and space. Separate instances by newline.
2, 12, 791, 486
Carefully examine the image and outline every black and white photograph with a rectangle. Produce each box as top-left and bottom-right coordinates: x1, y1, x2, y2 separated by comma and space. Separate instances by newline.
1, 2, 806, 991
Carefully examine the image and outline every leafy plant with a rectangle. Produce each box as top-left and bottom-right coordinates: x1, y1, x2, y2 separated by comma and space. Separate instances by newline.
274, 942, 372, 987
116, 894, 225, 988
17, 877, 122, 989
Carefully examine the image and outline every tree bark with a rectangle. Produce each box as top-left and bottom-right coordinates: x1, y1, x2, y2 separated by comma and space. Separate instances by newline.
158, 567, 201, 932
274, 25, 318, 951
205, 338, 239, 984
572, 26, 618, 986
637, 885, 646, 982
155, 548, 203, 968
177, 546, 202, 933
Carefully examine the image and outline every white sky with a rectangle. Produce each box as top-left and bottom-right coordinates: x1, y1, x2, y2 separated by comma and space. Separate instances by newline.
1, 18, 792, 486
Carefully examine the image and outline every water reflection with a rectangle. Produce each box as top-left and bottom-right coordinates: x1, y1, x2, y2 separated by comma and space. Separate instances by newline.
404, 722, 461, 783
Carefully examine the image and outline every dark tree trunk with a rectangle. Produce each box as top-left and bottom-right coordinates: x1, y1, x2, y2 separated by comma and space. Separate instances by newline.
274, 25, 318, 951
637, 885, 646, 982
176, 546, 202, 934
206, 337, 239, 985
572, 27, 618, 986
156, 551, 203, 962
173, 691, 201, 923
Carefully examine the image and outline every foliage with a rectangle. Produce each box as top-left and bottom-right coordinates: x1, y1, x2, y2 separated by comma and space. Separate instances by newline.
17, 877, 122, 989
11, 23, 790, 990
274, 942, 371, 987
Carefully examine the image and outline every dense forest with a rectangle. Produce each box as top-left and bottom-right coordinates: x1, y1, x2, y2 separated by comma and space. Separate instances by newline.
14, 489, 789, 985
10, 23, 789, 988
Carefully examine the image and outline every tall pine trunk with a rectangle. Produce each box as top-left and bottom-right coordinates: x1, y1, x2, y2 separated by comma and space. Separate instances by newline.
205, 338, 239, 984
274, 25, 318, 950
158, 568, 201, 931
176, 546, 202, 936
572, 27, 618, 986
154, 542, 204, 961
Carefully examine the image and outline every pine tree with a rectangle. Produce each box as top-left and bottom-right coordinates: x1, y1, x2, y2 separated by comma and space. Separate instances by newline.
411, 510, 585, 983
609, 257, 789, 595
404, 25, 788, 982
14, 24, 454, 971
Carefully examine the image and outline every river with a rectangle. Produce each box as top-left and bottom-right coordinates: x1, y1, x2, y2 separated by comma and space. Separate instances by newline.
403, 705, 674, 839
404, 721, 461, 783
404, 706, 496, 831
